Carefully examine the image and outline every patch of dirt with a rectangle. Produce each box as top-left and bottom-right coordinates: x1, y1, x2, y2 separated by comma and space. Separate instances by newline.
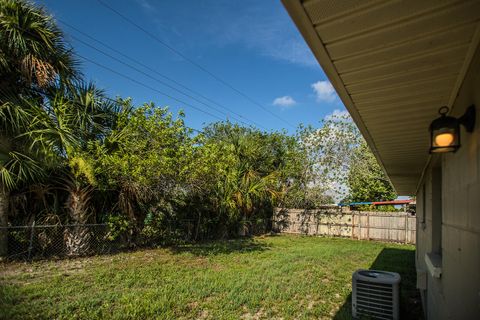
187, 301, 199, 310
307, 300, 315, 310
0, 255, 111, 284
241, 307, 266, 320
198, 309, 209, 319
0, 246, 228, 285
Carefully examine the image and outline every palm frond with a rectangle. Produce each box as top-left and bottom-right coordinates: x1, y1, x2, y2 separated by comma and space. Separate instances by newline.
0, 149, 44, 190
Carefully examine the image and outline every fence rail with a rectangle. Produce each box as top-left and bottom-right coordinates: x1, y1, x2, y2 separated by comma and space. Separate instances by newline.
1, 224, 128, 261
0, 218, 270, 261
273, 208, 416, 244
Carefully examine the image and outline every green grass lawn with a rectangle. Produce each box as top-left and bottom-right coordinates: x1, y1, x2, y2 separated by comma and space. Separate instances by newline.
0, 235, 422, 319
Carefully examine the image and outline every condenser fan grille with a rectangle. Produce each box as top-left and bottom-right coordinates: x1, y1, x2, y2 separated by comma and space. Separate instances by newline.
352, 270, 400, 320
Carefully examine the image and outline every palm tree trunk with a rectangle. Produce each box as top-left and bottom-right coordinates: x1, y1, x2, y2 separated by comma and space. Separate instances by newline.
64, 185, 91, 256
0, 186, 9, 258
239, 211, 248, 237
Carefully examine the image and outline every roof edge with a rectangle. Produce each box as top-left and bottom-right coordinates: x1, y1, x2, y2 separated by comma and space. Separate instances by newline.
281, 0, 397, 193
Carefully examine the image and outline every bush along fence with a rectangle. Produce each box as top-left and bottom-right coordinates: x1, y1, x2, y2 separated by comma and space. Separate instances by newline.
0, 218, 271, 261
273, 207, 416, 244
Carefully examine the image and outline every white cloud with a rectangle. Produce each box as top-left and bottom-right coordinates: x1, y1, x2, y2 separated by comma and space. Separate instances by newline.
136, 1, 318, 67
272, 95, 297, 108
135, 0, 155, 12
324, 109, 351, 121
206, 2, 318, 67
311, 80, 337, 102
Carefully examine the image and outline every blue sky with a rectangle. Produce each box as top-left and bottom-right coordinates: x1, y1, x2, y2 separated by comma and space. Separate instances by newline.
36, 0, 346, 133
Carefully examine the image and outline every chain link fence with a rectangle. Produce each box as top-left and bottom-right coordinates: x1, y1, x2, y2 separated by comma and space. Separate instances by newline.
0, 218, 271, 261
2, 224, 127, 261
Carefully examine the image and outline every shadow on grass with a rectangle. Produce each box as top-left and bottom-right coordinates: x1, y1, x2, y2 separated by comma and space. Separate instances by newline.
168, 237, 271, 256
0, 283, 44, 320
334, 247, 423, 320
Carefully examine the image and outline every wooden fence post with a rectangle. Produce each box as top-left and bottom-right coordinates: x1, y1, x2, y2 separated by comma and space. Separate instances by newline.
273, 208, 416, 243
387, 215, 390, 241
327, 215, 330, 237
367, 212, 370, 240
405, 214, 408, 244
27, 220, 35, 261
358, 212, 362, 240
351, 212, 355, 239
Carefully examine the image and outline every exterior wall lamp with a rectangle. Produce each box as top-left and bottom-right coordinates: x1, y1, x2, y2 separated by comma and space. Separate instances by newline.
429, 105, 476, 153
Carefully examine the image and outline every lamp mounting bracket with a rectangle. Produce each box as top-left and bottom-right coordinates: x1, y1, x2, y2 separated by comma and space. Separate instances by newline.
459, 104, 476, 133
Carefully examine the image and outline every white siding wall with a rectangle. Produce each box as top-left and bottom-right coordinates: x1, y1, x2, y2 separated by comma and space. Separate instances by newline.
416, 47, 480, 319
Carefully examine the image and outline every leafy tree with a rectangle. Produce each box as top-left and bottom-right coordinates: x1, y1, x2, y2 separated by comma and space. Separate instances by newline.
277, 127, 333, 209
0, 0, 399, 258
92, 102, 194, 240
289, 111, 396, 205
280, 113, 361, 207
347, 141, 396, 203
194, 123, 290, 236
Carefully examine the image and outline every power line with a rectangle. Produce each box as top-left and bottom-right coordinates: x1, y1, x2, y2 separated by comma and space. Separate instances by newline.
33, 85, 206, 136
74, 52, 226, 123
57, 19, 265, 129
95, 0, 296, 129
100, 95, 205, 135
59, 20, 266, 130
12, 24, 210, 135
41, 84, 207, 135
69, 34, 256, 128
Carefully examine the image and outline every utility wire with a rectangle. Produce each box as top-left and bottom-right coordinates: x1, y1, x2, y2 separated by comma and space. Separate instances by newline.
101, 93, 205, 135
95, 0, 296, 129
37, 85, 206, 135
61, 25, 260, 129
58, 19, 266, 130
74, 52, 225, 123
69, 34, 255, 127
13, 24, 208, 135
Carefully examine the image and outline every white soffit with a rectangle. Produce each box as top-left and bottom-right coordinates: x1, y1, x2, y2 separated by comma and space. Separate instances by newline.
282, 0, 480, 194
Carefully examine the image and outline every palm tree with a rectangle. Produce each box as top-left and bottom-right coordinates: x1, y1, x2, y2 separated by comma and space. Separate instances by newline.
0, 0, 78, 93
0, 0, 78, 257
27, 83, 117, 255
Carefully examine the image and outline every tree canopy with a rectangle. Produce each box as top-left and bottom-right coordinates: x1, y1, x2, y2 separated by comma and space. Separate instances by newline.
0, 0, 396, 256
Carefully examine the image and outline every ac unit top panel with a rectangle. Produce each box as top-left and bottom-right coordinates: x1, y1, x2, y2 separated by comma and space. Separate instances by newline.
354, 269, 401, 285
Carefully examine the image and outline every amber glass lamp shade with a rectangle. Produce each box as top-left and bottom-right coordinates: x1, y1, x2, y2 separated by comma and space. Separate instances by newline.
429, 107, 460, 153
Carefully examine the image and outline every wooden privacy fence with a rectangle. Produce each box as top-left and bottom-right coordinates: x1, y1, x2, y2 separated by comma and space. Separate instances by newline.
273, 207, 416, 244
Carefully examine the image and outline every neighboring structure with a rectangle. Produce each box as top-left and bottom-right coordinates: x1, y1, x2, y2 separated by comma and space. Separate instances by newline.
282, 1, 480, 319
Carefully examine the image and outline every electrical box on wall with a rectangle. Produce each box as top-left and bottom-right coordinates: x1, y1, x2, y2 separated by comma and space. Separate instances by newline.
417, 269, 427, 290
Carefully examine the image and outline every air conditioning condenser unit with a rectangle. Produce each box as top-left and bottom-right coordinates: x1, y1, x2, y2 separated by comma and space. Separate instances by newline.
352, 269, 401, 320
